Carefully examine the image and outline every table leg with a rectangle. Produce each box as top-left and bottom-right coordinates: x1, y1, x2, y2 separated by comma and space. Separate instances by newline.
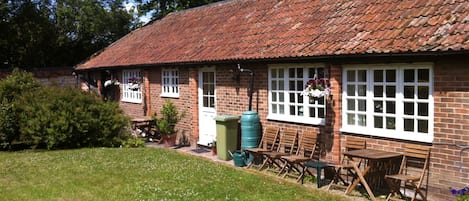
345, 162, 376, 200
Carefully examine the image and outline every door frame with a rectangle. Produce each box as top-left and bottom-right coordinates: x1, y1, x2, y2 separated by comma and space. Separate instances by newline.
197, 66, 217, 146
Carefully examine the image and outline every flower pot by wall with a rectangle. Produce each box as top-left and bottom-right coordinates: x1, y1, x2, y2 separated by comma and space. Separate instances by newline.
163, 134, 177, 147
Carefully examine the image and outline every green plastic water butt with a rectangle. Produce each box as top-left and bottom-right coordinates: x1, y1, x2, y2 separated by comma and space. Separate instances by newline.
240, 111, 260, 150
214, 115, 240, 161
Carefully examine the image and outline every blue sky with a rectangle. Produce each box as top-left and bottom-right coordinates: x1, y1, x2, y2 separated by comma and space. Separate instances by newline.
123, 0, 153, 24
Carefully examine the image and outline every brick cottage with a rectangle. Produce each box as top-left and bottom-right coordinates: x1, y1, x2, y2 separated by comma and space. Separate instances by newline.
74, 0, 469, 200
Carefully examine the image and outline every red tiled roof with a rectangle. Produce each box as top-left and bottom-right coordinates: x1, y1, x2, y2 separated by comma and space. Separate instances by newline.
75, 0, 469, 70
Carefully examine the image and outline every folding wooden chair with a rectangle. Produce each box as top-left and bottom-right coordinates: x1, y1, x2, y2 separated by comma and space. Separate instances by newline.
385, 144, 431, 201
328, 138, 366, 191
258, 128, 298, 172
244, 126, 280, 169
278, 131, 319, 182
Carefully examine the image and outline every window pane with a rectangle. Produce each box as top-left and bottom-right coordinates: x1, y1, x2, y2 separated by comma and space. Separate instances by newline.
290, 105, 296, 115
374, 85, 383, 97
289, 81, 295, 90
418, 103, 429, 116
210, 97, 215, 108
404, 102, 414, 115
418, 69, 429, 82
347, 99, 355, 111
203, 97, 208, 107
271, 92, 277, 101
297, 93, 303, 103
386, 70, 396, 82
272, 104, 277, 114
418, 86, 429, 99
289, 68, 295, 78
309, 107, 316, 117
278, 69, 284, 78
289, 93, 296, 103
297, 68, 303, 78
278, 81, 284, 90
297, 80, 303, 90
374, 101, 383, 113
279, 92, 284, 102
271, 69, 277, 78
318, 108, 325, 118
358, 85, 366, 96
298, 106, 304, 116
404, 119, 414, 131
386, 101, 395, 114
358, 100, 366, 111
271, 80, 277, 90
418, 120, 428, 133
347, 85, 355, 96
374, 70, 383, 82
386, 86, 396, 98
318, 97, 324, 105
279, 105, 285, 114
347, 114, 355, 125
404, 86, 414, 99
374, 116, 383, 128
347, 70, 355, 82
358, 70, 366, 82
358, 115, 366, 126
386, 117, 395, 129
404, 69, 414, 82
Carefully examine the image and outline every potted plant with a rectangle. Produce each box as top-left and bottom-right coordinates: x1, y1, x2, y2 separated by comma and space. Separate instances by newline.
208, 140, 217, 156
155, 100, 185, 147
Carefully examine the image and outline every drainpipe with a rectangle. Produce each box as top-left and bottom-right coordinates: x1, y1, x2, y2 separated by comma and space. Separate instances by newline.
237, 64, 254, 111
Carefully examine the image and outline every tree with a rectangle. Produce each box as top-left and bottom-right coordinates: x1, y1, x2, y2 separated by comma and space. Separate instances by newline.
134, 0, 222, 21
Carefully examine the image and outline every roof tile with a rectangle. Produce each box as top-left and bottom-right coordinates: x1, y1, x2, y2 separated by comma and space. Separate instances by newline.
76, 0, 469, 70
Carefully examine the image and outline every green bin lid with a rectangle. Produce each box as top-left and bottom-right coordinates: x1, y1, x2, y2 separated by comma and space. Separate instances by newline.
214, 115, 240, 121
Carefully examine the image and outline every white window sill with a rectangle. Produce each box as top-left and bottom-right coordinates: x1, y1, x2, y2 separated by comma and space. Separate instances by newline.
160, 93, 179, 98
121, 99, 142, 104
340, 127, 433, 143
267, 114, 325, 126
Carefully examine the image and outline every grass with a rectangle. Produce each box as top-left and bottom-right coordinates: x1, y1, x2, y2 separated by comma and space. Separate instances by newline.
0, 148, 351, 201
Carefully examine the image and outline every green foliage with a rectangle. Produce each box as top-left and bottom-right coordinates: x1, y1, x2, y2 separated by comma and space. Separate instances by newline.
121, 137, 146, 148
154, 100, 185, 135
135, 0, 222, 20
0, 69, 131, 150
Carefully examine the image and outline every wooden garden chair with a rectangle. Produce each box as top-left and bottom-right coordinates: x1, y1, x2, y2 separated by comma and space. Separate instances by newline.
245, 126, 280, 169
258, 128, 298, 172
328, 138, 366, 191
385, 144, 431, 201
278, 130, 319, 182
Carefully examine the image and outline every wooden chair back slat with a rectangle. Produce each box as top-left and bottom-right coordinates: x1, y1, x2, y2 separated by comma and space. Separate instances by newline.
259, 126, 280, 151
297, 131, 319, 159
345, 138, 366, 151
276, 128, 297, 154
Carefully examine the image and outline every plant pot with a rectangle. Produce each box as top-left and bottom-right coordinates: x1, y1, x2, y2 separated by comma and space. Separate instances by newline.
162, 134, 177, 147
211, 147, 217, 156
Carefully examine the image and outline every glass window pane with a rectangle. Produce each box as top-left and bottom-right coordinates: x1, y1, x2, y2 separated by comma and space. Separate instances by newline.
297, 81, 303, 91
272, 104, 277, 114
278, 69, 284, 78
279, 105, 285, 114
297, 93, 303, 104
358, 70, 366, 82
386, 70, 396, 82
209, 97, 215, 108
298, 106, 304, 116
374, 116, 383, 128
290, 105, 296, 115
308, 68, 315, 78
271, 80, 277, 90
271, 69, 277, 78
297, 68, 303, 78
386, 101, 395, 114
289, 68, 295, 78
404, 119, 414, 131
358, 85, 366, 96
318, 108, 325, 118
358, 115, 366, 126
404, 102, 414, 115
374, 70, 383, 82
404, 69, 414, 82
347, 85, 356, 96
386, 86, 396, 98
418, 103, 429, 116
347, 114, 355, 125
418, 86, 429, 99
404, 86, 414, 99
318, 97, 325, 105
347, 99, 355, 111
289, 81, 295, 90
358, 100, 366, 111
279, 92, 284, 102
347, 70, 355, 82
271, 92, 277, 102
203, 97, 208, 107
418, 120, 428, 133
278, 81, 284, 90
309, 107, 316, 117
386, 117, 395, 129
418, 69, 429, 83
374, 85, 383, 97
374, 101, 383, 113
289, 93, 296, 103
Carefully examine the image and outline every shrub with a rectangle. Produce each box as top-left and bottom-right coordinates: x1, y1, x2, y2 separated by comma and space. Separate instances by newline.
121, 137, 145, 148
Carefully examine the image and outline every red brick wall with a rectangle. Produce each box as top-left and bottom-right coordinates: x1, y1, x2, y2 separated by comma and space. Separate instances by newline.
0, 67, 78, 87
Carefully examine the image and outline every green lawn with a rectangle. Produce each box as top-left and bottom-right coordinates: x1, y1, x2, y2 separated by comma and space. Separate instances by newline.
0, 148, 351, 201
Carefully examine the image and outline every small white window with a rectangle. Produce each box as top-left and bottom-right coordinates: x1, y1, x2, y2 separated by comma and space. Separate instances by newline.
341, 63, 433, 142
267, 64, 327, 125
122, 69, 142, 103
161, 68, 179, 98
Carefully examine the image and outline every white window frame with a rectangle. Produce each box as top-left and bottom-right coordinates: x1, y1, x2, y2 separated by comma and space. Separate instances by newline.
161, 68, 179, 98
340, 63, 434, 143
267, 63, 327, 125
122, 69, 142, 103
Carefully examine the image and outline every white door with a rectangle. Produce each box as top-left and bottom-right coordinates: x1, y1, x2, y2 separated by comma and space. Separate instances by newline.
198, 67, 217, 146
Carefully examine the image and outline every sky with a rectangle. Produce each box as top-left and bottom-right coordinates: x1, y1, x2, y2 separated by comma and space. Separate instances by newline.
123, 0, 153, 24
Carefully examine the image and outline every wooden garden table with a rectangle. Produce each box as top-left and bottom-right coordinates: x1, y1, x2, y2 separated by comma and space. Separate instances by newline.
343, 149, 402, 200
